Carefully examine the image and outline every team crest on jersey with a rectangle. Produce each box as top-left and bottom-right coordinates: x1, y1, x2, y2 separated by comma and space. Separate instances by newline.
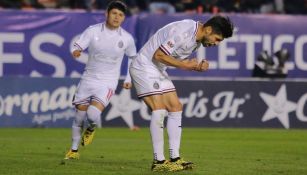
153, 81, 160, 89
118, 41, 124, 48
167, 41, 174, 48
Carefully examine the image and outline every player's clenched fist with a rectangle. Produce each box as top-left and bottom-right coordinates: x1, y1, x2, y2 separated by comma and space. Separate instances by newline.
72, 50, 81, 58
195, 59, 209, 72
181, 58, 199, 70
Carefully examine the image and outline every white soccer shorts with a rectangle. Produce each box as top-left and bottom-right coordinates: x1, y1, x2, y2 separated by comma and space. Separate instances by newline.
130, 64, 176, 98
72, 79, 115, 107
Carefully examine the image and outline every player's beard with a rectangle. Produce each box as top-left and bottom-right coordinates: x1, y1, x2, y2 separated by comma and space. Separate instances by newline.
201, 37, 214, 47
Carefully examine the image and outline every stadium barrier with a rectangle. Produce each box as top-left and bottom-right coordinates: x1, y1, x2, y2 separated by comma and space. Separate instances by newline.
0, 77, 306, 129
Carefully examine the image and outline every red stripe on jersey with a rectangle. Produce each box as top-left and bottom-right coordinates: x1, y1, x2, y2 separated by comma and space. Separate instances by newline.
159, 45, 171, 55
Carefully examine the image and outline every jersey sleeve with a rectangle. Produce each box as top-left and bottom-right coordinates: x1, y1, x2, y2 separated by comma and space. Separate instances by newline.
124, 35, 137, 58
73, 26, 93, 51
159, 28, 187, 55
124, 35, 136, 83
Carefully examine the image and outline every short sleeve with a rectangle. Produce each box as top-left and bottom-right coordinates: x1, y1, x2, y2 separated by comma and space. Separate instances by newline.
159, 28, 186, 55
74, 26, 93, 51
125, 35, 137, 58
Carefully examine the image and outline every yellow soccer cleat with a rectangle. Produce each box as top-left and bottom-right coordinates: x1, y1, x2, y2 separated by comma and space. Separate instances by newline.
170, 157, 194, 170
64, 150, 80, 160
151, 160, 184, 172
81, 128, 96, 146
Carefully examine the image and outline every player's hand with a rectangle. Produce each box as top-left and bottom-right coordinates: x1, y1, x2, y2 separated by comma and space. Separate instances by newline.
181, 58, 198, 71
195, 59, 209, 72
122, 82, 132, 89
72, 50, 81, 58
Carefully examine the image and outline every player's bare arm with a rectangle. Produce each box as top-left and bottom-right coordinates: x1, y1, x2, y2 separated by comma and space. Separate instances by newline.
72, 50, 82, 58
154, 49, 207, 71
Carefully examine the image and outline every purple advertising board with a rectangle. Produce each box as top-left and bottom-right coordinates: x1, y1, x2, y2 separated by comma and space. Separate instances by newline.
0, 77, 306, 129
0, 10, 307, 78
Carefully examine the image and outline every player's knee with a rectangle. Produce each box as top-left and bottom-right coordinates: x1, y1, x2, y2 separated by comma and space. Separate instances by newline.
150, 103, 166, 111
167, 102, 183, 112
73, 109, 86, 127
143, 95, 166, 111
73, 117, 84, 127
87, 105, 102, 125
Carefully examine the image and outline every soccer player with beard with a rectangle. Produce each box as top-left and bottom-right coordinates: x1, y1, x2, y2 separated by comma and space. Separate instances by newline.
130, 15, 234, 172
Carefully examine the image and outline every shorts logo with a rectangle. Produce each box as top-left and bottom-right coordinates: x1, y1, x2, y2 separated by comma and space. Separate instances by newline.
118, 41, 124, 48
167, 41, 174, 48
153, 81, 160, 89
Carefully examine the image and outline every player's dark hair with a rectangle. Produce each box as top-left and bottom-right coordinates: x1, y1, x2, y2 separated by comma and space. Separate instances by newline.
107, 0, 127, 14
204, 15, 234, 38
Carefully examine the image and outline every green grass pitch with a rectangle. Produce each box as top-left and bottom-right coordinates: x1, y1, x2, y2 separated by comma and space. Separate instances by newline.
0, 128, 306, 175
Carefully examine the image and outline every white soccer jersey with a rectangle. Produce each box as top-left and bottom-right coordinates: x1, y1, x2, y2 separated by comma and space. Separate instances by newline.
73, 22, 137, 85
133, 19, 200, 71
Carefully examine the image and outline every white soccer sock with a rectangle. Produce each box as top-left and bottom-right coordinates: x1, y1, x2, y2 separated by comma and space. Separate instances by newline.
87, 105, 102, 130
150, 109, 167, 161
167, 111, 182, 159
71, 109, 86, 150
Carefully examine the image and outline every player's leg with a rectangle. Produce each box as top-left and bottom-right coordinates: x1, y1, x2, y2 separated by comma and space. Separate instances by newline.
142, 95, 183, 172
70, 80, 93, 149
87, 100, 104, 130
130, 66, 168, 162
130, 65, 183, 172
163, 91, 193, 169
163, 91, 182, 159
65, 102, 89, 159
81, 100, 105, 146
82, 86, 113, 146
143, 94, 167, 161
